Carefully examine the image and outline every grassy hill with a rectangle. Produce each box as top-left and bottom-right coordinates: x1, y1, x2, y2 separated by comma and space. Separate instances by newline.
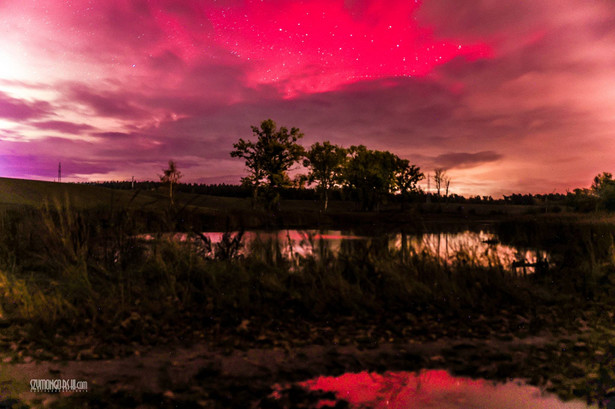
0, 177, 386, 230
0, 177, 279, 230
0, 177, 156, 209
0, 177, 254, 212
0, 176, 552, 232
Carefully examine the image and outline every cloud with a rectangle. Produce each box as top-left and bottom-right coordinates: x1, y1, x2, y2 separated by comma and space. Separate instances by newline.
0, 137, 148, 180
206, 0, 491, 95
92, 131, 130, 139
2, 155, 116, 179
64, 84, 148, 119
3, 0, 615, 196
434, 151, 502, 170
0, 91, 51, 121
30, 120, 94, 134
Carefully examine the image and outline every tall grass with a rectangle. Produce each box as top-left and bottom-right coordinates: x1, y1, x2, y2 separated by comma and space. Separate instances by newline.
497, 218, 615, 299
0, 202, 610, 337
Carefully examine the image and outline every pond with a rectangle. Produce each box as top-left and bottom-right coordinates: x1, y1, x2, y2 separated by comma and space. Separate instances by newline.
195, 229, 548, 273
271, 370, 599, 409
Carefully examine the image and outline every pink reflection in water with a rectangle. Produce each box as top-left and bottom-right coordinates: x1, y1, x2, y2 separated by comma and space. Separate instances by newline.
300, 370, 594, 409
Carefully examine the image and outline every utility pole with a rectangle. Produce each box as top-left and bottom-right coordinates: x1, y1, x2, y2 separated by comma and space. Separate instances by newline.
58, 162, 61, 183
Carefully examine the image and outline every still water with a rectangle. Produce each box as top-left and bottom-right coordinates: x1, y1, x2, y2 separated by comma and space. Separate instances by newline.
273, 370, 596, 409
197, 229, 547, 271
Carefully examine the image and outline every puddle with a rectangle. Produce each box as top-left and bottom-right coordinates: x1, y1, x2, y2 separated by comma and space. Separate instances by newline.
272, 370, 597, 409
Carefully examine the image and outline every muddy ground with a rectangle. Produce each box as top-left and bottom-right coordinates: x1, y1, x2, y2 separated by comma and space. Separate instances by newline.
0, 308, 611, 408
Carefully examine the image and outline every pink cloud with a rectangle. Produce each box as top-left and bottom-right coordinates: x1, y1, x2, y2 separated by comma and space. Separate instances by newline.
0, 91, 52, 120
207, 0, 491, 95
1, 0, 614, 196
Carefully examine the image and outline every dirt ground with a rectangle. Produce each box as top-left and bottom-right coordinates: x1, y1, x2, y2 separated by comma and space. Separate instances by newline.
1, 328, 599, 408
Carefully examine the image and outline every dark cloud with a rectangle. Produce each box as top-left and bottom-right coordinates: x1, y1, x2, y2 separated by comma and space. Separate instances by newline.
434, 151, 503, 170
92, 131, 134, 140
0, 92, 51, 120
0, 151, 115, 179
64, 84, 148, 119
30, 120, 94, 134
1, 138, 145, 180
0, 142, 120, 180
147, 51, 186, 72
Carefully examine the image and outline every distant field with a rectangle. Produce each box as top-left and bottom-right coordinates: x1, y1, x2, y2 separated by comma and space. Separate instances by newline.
0, 177, 570, 230
0, 177, 157, 209
0, 177, 256, 213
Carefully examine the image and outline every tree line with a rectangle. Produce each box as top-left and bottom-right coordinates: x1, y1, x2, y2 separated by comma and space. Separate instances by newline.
228, 120, 615, 213
87, 119, 615, 213
230, 119, 425, 211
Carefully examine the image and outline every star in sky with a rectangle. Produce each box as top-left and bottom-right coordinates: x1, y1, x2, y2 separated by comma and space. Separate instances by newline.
1, 0, 615, 196
208, 0, 490, 95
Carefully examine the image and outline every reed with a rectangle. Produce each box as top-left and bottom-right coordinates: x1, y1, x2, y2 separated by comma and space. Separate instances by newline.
0, 202, 611, 338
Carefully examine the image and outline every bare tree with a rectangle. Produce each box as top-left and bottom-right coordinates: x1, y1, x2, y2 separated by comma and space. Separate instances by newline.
160, 160, 182, 206
433, 168, 447, 197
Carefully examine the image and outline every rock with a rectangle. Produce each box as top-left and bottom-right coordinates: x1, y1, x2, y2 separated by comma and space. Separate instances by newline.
237, 320, 250, 333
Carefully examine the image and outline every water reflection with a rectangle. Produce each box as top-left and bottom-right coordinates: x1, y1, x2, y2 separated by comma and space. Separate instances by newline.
195, 230, 547, 272
294, 370, 595, 409
200, 230, 363, 258
393, 230, 547, 273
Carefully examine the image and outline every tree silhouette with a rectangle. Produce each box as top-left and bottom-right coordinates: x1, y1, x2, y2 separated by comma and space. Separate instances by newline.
160, 160, 182, 206
591, 172, 615, 211
395, 158, 424, 210
303, 141, 347, 212
231, 119, 304, 209
592, 172, 614, 193
433, 168, 447, 197
342, 145, 399, 211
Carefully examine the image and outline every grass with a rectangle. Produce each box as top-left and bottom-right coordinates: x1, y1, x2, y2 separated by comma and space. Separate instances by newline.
2, 179, 615, 405
0, 182, 610, 327
0, 199, 597, 335
0, 177, 547, 231
0, 177, 145, 209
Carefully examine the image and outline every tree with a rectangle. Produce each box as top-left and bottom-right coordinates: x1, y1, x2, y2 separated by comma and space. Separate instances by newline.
591, 172, 614, 193
566, 188, 597, 212
342, 145, 399, 211
433, 168, 447, 197
303, 141, 347, 211
160, 160, 182, 205
395, 158, 424, 210
230, 119, 304, 209
591, 172, 615, 211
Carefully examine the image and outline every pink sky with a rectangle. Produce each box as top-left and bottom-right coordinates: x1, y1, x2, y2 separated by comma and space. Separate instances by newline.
1, 0, 615, 196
